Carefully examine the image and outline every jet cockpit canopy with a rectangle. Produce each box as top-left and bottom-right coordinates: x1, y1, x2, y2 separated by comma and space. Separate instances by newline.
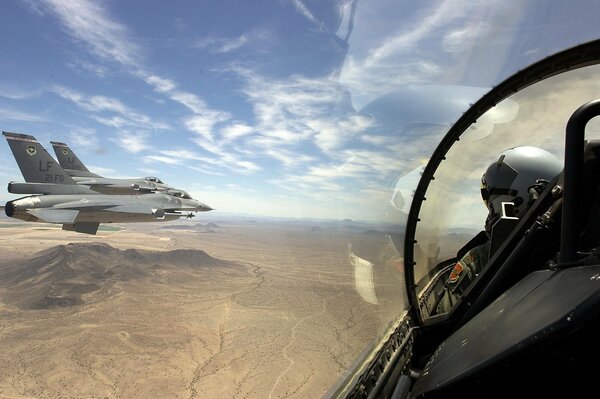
167, 189, 192, 199
144, 177, 164, 184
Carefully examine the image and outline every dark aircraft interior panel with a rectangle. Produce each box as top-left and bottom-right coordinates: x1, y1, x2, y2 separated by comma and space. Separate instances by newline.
412, 265, 600, 398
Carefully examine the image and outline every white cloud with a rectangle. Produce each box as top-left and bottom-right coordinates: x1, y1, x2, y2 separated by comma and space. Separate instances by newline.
291, 0, 320, 28
50, 85, 169, 130
0, 107, 46, 122
442, 22, 489, 55
144, 155, 182, 165
66, 59, 110, 78
137, 168, 160, 175
0, 84, 42, 100
68, 128, 98, 150
192, 31, 269, 54
220, 123, 254, 142
216, 34, 249, 53
39, 0, 231, 145
144, 147, 260, 175
236, 68, 373, 156
143, 74, 177, 93
41, 0, 141, 66
184, 111, 230, 143
86, 165, 116, 176
264, 148, 315, 167
339, 0, 501, 108
114, 131, 150, 153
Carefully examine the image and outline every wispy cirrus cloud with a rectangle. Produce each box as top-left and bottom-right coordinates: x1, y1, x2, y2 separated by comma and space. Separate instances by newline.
86, 165, 116, 176
339, 0, 503, 108
39, 0, 141, 66
270, 147, 409, 196
66, 59, 110, 78
0, 84, 42, 100
290, 0, 320, 28
0, 106, 46, 122
194, 34, 249, 54
67, 127, 99, 150
33, 0, 275, 178
192, 30, 269, 54
113, 131, 151, 154
144, 148, 260, 174
235, 67, 374, 156
37, 1, 234, 149
220, 123, 254, 143
49, 85, 169, 130
442, 21, 490, 55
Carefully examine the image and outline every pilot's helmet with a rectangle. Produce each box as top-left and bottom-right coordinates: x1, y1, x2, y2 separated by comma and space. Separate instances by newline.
480, 146, 563, 230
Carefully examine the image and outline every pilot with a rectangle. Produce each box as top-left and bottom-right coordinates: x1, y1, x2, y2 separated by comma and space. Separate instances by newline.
437, 146, 563, 313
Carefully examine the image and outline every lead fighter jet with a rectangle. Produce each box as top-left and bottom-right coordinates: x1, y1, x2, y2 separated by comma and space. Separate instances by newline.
5, 188, 211, 234
3, 131, 212, 234
3, 131, 171, 194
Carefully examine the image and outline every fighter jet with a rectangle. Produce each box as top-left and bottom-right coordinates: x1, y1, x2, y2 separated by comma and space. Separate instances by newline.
50, 139, 172, 193
3, 131, 212, 234
5, 188, 212, 234
3, 132, 171, 194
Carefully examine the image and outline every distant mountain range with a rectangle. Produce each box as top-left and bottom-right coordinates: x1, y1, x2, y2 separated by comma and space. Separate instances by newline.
0, 242, 241, 310
160, 222, 220, 231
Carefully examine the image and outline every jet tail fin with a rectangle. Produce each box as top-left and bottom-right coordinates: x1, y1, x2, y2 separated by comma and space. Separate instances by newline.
3, 132, 77, 184
62, 222, 100, 235
50, 141, 100, 178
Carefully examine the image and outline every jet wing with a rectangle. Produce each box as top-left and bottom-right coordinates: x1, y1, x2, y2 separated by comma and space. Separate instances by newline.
28, 208, 79, 223
53, 201, 167, 216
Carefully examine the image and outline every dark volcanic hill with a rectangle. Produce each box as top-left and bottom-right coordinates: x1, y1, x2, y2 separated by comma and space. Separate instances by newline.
0, 242, 242, 310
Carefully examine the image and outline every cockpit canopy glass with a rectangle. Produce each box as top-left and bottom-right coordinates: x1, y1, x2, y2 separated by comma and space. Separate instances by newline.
167, 189, 192, 199
409, 59, 600, 322
144, 177, 164, 184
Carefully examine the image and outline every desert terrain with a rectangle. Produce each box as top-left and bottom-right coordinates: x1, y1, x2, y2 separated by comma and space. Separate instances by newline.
0, 216, 407, 398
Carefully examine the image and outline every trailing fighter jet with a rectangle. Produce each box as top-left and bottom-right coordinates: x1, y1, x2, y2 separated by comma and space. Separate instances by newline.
3, 132, 171, 194
50, 139, 171, 193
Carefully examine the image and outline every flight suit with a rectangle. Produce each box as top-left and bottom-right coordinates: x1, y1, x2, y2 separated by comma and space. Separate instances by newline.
436, 241, 490, 314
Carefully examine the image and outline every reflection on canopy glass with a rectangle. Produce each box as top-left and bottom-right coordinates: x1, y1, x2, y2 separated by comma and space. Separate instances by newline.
413, 64, 600, 317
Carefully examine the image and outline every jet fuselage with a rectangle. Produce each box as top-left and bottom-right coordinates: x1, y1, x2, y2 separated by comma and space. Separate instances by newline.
5, 192, 211, 224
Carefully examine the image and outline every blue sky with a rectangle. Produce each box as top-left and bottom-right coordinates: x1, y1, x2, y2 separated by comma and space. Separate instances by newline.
1, 0, 599, 221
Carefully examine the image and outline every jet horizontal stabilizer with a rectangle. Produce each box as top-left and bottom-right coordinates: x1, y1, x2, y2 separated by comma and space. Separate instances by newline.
62, 222, 99, 235
28, 208, 79, 223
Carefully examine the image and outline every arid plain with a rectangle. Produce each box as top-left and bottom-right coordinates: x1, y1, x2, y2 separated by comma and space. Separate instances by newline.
0, 216, 406, 398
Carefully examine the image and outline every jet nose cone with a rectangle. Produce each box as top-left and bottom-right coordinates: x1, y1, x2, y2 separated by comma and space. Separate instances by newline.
197, 202, 213, 212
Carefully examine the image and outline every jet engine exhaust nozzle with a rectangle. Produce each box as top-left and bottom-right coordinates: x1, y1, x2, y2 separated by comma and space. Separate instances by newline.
5, 201, 14, 217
